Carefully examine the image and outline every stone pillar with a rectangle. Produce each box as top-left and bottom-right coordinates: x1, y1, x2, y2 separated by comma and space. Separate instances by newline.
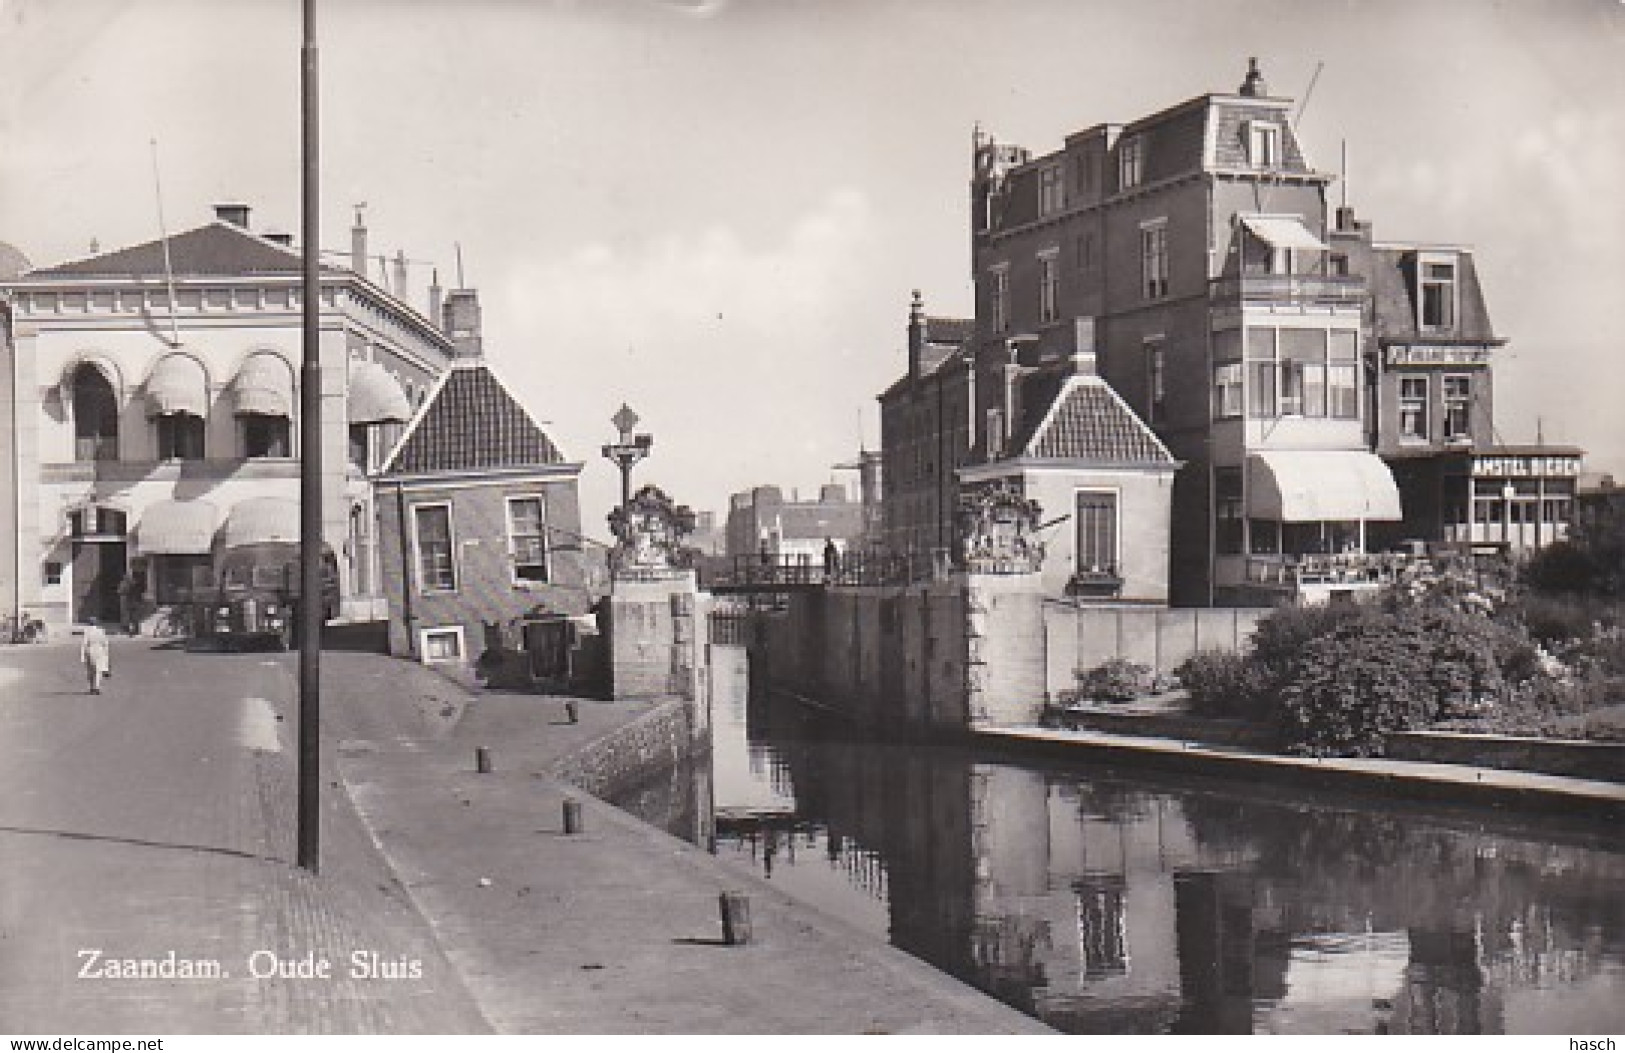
963, 570, 1046, 729
608, 569, 705, 703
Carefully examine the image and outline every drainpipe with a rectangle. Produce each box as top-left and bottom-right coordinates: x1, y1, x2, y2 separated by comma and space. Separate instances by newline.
395, 480, 414, 656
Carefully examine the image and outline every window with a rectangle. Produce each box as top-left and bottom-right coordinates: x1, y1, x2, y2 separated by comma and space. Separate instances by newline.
1038, 251, 1060, 324
1246, 120, 1281, 167
1246, 328, 1276, 418
507, 496, 550, 583
420, 626, 465, 663
71, 364, 120, 462
1075, 490, 1118, 574
348, 423, 372, 470
1145, 340, 1166, 423
413, 503, 457, 592
1328, 330, 1360, 419
1140, 220, 1168, 299
242, 413, 290, 458
43, 561, 63, 586
1278, 329, 1326, 418
1443, 375, 1472, 441
1419, 255, 1457, 331
1038, 164, 1064, 215
1215, 468, 1243, 554
153, 554, 212, 604
1076, 232, 1096, 270
1329, 252, 1349, 277
156, 414, 205, 460
1400, 376, 1430, 440
1213, 362, 1244, 419
990, 265, 1010, 333
1118, 137, 1143, 189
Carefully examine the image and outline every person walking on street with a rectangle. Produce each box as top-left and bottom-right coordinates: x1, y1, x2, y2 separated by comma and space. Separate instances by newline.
80, 617, 111, 695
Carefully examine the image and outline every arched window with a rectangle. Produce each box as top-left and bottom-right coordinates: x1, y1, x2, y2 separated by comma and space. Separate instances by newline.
71, 363, 119, 461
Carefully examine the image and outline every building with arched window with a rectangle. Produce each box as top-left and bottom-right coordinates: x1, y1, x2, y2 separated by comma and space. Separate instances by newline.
1, 204, 455, 632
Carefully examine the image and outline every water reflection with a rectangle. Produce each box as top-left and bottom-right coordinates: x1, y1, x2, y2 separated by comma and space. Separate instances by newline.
647, 645, 1625, 1034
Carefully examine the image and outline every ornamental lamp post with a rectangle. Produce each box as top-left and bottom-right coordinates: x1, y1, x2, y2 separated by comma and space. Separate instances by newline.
601, 404, 653, 515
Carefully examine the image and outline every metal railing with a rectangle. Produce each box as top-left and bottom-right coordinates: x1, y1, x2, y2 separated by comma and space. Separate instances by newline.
1244, 550, 1421, 588
1209, 273, 1367, 305
717, 550, 950, 591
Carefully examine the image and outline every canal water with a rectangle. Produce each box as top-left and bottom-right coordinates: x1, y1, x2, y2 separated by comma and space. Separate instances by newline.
611, 645, 1625, 1035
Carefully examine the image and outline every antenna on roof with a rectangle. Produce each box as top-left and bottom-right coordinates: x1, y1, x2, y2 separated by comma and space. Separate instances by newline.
148, 138, 181, 347
1291, 61, 1324, 133
455, 242, 466, 289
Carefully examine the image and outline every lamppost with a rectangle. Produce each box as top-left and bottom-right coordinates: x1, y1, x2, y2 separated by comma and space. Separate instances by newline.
601, 404, 653, 515
1502, 481, 1516, 552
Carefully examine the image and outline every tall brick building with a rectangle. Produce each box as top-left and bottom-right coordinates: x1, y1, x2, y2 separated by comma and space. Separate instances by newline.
937, 58, 1579, 605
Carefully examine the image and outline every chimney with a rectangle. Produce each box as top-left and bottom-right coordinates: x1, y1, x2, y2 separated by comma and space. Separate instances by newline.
214, 203, 251, 228
907, 289, 925, 379
350, 206, 368, 275
427, 269, 443, 330
1238, 57, 1267, 98
1335, 206, 1358, 233
440, 288, 483, 359
392, 249, 408, 300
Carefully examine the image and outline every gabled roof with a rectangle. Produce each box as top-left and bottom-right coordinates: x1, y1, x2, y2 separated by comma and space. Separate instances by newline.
23, 222, 328, 280
922, 315, 973, 345
1016, 373, 1175, 465
381, 361, 569, 476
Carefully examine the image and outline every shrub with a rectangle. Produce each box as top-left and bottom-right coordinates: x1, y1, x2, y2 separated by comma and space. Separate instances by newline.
1276, 613, 1444, 757
1175, 649, 1270, 720
1074, 659, 1154, 703
1248, 600, 1366, 683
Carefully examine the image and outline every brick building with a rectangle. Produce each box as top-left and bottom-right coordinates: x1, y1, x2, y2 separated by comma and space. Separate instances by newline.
955, 59, 1578, 605
724, 483, 866, 564
375, 298, 586, 664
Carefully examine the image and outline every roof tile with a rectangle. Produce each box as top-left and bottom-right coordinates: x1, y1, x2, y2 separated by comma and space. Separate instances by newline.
1022, 376, 1174, 464
384, 364, 565, 475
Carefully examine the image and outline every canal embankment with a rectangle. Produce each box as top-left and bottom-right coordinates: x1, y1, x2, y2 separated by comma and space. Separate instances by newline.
975, 722, 1625, 823
330, 653, 1050, 1034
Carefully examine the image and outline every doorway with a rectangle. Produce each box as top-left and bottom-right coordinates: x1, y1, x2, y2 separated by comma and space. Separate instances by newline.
72, 541, 126, 624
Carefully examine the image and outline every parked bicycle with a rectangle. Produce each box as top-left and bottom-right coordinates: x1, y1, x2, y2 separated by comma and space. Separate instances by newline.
1, 610, 49, 644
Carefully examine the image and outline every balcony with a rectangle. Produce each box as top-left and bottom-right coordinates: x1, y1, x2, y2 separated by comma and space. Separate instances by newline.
1244, 550, 1419, 590
1209, 273, 1367, 307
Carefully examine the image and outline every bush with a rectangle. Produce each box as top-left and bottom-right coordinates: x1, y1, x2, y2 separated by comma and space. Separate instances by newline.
1074, 659, 1154, 703
1175, 649, 1270, 720
1248, 600, 1367, 683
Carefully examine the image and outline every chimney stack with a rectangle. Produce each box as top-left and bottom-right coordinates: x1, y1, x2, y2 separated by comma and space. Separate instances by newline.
392, 249, 408, 300
1239, 57, 1267, 98
350, 205, 368, 276
907, 289, 925, 379
214, 203, 251, 228
428, 269, 444, 330
441, 288, 483, 359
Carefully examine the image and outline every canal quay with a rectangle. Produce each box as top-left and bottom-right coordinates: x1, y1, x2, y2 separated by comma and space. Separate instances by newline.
606, 645, 1625, 1037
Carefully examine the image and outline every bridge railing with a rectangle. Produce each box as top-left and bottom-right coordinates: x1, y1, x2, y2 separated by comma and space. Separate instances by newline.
718, 550, 949, 591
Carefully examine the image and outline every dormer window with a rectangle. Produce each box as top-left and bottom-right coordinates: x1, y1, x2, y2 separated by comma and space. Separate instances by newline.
1118, 137, 1143, 190
1246, 120, 1281, 167
1038, 164, 1064, 216
1419, 253, 1458, 331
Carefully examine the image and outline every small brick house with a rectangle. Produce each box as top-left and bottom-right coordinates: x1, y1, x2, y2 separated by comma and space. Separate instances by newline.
375, 299, 587, 667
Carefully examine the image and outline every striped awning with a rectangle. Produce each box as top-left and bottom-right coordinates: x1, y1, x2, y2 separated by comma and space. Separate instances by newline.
135, 499, 219, 555
232, 354, 293, 417
1247, 451, 1402, 523
348, 361, 411, 424
1241, 215, 1328, 253
221, 496, 301, 549
145, 353, 209, 417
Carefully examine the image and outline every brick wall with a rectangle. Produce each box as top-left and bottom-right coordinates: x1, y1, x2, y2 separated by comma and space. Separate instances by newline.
377, 475, 585, 661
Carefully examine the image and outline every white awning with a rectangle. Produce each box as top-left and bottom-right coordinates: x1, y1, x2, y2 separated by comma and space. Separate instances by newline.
232, 354, 293, 417
135, 499, 218, 555
221, 496, 300, 549
348, 361, 412, 424
1241, 215, 1328, 253
144, 354, 209, 417
1246, 451, 1402, 522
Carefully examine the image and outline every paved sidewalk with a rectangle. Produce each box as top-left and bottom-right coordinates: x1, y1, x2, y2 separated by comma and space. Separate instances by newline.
324, 653, 1048, 1034
0, 638, 489, 1034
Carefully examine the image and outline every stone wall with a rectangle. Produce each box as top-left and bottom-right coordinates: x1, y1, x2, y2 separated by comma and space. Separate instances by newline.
1045, 603, 1267, 686
607, 572, 710, 708
550, 696, 698, 802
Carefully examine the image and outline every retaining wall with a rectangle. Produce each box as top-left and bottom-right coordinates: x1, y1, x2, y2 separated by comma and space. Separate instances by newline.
1387, 731, 1625, 783
1044, 603, 1268, 686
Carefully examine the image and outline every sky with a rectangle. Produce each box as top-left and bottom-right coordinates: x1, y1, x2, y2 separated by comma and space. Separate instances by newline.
2, 0, 1622, 540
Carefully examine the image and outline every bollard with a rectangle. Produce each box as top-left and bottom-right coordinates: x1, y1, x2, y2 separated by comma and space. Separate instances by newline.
719, 891, 752, 946
565, 700, 579, 725
562, 797, 584, 835
475, 747, 492, 774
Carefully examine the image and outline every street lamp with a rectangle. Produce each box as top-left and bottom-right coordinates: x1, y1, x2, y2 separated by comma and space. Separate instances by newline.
601, 404, 653, 514
1502, 481, 1516, 552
